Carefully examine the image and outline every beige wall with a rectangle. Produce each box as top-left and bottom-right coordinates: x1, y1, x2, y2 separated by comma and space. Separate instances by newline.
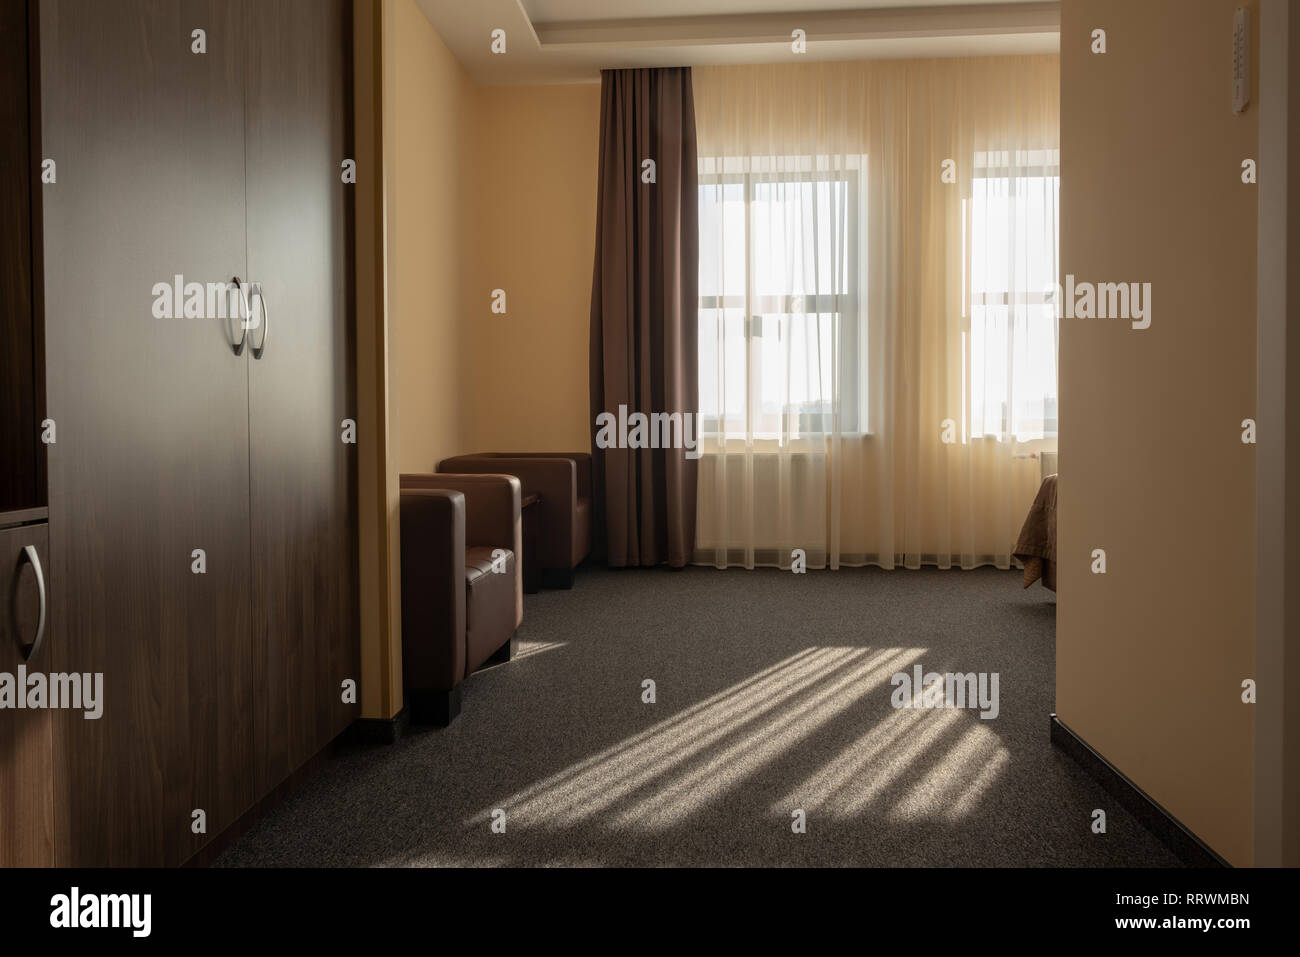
388, 10, 598, 461
463, 84, 601, 454
1057, 0, 1258, 865
387, 0, 474, 473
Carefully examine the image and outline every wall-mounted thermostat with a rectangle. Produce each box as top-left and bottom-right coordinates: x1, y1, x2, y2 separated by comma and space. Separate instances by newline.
1233, 7, 1250, 115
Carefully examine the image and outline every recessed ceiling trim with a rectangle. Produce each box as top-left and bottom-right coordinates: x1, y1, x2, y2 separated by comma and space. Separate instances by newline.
532, 2, 1060, 48
513, 0, 543, 48
414, 0, 1060, 87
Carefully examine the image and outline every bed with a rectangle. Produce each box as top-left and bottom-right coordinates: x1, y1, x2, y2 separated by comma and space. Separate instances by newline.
1013, 473, 1057, 591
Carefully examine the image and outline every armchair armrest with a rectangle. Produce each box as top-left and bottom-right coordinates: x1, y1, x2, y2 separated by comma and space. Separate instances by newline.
552, 453, 591, 500
399, 488, 466, 690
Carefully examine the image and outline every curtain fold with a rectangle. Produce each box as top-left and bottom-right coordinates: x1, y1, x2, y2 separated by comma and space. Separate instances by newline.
590, 67, 700, 567
692, 56, 1060, 569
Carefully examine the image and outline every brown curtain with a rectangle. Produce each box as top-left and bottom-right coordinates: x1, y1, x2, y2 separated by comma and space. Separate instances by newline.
589, 68, 699, 568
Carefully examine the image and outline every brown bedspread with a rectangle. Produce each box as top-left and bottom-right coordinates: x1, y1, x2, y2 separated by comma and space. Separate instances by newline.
1013, 473, 1057, 591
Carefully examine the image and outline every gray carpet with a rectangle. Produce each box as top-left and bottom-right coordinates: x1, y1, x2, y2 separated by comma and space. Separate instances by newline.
215, 565, 1179, 867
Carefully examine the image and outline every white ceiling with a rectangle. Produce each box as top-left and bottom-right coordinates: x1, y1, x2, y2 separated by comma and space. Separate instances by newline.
523, 0, 1047, 19
415, 0, 1060, 86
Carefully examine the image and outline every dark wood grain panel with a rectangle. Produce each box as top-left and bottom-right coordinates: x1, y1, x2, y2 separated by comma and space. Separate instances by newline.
41, 0, 254, 866
0, 522, 53, 866
245, 0, 359, 793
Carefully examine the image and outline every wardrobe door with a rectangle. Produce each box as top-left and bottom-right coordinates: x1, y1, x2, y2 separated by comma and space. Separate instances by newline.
244, 0, 359, 794
0, 522, 53, 866
41, 0, 254, 866
0, 0, 51, 866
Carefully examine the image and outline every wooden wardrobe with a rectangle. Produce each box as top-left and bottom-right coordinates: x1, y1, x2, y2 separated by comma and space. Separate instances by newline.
0, 0, 52, 868
0, 0, 359, 866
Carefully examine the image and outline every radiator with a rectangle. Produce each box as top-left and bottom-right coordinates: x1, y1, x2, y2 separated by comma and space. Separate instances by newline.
1041, 450, 1059, 482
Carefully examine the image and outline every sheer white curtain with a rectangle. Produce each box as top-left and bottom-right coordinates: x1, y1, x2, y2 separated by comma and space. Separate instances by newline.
693, 57, 1059, 569
697, 154, 861, 568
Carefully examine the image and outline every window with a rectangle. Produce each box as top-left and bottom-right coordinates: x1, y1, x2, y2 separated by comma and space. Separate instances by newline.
698, 157, 863, 439
968, 149, 1060, 440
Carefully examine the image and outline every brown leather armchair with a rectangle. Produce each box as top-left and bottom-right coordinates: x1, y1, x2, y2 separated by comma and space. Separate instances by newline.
437, 453, 592, 589
399, 473, 523, 725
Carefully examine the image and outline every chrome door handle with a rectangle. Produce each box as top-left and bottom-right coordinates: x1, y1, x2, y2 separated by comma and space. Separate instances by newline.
231, 276, 248, 357
18, 545, 47, 662
251, 282, 269, 360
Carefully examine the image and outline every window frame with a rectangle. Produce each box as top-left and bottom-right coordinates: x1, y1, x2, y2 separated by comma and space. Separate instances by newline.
967, 150, 1061, 441
697, 162, 864, 439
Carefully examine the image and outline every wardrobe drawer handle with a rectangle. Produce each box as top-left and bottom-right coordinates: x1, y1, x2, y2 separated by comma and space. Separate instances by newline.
18, 544, 47, 663
251, 282, 269, 360
231, 276, 248, 357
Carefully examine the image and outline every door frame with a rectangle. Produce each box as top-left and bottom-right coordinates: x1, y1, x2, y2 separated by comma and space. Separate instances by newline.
1255, 0, 1298, 868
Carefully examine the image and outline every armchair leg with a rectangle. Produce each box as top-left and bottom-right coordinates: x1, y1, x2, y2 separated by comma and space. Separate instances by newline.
486, 631, 517, 664
541, 567, 575, 590
409, 686, 463, 726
